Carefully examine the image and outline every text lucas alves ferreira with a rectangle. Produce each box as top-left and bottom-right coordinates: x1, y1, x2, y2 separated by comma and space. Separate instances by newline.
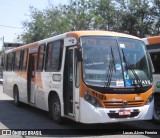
123, 130, 158, 135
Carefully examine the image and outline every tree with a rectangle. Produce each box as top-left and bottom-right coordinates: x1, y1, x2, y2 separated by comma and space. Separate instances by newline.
19, 5, 68, 43
63, 0, 97, 30
19, 0, 160, 43
119, 0, 155, 37
94, 0, 117, 30
152, 0, 160, 35
20, 7, 47, 43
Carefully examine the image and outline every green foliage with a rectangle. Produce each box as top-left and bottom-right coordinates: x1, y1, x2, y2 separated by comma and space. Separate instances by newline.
152, 0, 160, 35
19, 0, 160, 43
20, 7, 46, 43
119, 0, 155, 37
63, 0, 97, 30
94, 0, 116, 30
20, 6, 66, 43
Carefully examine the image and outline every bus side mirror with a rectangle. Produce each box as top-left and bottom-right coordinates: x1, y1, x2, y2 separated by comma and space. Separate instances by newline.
76, 48, 83, 62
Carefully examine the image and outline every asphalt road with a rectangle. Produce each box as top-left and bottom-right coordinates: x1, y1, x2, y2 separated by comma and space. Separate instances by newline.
0, 85, 160, 138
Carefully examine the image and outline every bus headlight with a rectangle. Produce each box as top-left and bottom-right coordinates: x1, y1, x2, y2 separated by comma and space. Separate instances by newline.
145, 94, 154, 105
84, 91, 101, 107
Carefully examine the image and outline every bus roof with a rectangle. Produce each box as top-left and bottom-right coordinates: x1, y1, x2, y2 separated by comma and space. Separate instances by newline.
142, 35, 160, 45
5, 30, 141, 53
66, 30, 140, 40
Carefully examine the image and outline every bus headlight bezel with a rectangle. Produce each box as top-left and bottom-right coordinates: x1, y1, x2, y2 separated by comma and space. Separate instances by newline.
84, 91, 101, 107
145, 94, 154, 105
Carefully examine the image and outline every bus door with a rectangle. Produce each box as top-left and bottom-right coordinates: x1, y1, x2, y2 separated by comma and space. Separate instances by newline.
64, 47, 75, 117
27, 53, 37, 104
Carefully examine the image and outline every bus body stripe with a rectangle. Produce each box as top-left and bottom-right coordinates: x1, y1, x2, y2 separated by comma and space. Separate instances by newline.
147, 36, 160, 45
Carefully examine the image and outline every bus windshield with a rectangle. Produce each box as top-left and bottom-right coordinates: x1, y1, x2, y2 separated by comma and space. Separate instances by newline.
81, 36, 152, 88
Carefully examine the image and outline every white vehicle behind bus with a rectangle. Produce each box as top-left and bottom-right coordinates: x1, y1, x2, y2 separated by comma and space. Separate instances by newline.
142, 35, 160, 123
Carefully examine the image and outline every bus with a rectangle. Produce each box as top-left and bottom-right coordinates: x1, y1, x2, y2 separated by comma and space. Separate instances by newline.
142, 35, 160, 123
3, 31, 154, 124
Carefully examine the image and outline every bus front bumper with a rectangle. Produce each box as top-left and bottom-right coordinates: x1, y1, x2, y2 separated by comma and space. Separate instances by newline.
79, 98, 154, 124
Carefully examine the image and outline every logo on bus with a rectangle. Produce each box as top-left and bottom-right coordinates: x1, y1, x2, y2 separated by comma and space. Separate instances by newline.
69, 39, 75, 44
123, 101, 128, 107
115, 64, 121, 70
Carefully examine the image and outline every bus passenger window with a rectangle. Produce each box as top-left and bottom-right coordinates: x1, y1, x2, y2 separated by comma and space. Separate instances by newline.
21, 49, 28, 71
6, 53, 13, 71
151, 53, 160, 73
45, 40, 63, 72
37, 45, 45, 71
14, 51, 21, 71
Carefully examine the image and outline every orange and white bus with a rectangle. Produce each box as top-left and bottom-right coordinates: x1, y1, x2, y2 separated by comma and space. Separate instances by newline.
142, 35, 160, 123
3, 31, 154, 123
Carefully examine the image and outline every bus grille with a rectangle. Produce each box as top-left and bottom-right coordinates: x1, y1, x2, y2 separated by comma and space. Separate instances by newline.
92, 91, 144, 108
102, 100, 144, 108
92, 91, 107, 100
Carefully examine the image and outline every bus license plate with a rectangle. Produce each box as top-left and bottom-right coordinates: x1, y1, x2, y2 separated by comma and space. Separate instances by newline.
119, 110, 131, 116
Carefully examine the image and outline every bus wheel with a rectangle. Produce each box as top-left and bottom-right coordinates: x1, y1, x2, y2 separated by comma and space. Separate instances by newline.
50, 95, 62, 123
13, 86, 20, 107
153, 102, 160, 124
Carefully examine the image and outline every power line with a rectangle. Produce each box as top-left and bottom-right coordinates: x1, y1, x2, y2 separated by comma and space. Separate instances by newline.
0, 24, 22, 29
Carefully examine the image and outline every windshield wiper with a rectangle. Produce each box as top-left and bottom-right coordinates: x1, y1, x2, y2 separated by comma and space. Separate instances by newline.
105, 48, 116, 87
121, 49, 143, 88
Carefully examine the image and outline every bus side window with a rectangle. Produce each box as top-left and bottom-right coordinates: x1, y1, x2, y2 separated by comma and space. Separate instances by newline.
151, 53, 160, 73
37, 44, 45, 71
14, 51, 21, 71
45, 40, 63, 72
21, 49, 28, 71
6, 53, 13, 71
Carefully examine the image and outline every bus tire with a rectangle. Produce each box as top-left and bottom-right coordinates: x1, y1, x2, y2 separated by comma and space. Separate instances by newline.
13, 86, 20, 107
153, 102, 160, 124
50, 95, 62, 123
